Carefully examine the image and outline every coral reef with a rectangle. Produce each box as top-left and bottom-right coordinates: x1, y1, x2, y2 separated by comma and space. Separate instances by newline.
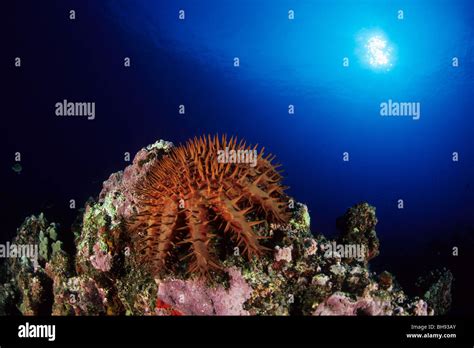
0, 137, 454, 316
0, 214, 71, 315
336, 202, 379, 262
416, 268, 453, 316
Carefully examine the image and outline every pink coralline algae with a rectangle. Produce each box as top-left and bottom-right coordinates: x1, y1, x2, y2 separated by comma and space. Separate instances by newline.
413, 299, 429, 316
274, 246, 293, 263
304, 238, 318, 257
99, 140, 174, 221
156, 267, 252, 315
313, 293, 393, 316
89, 243, 113, 273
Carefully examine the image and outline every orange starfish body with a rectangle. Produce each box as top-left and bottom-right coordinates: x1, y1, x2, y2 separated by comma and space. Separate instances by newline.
129, 135, 290, 277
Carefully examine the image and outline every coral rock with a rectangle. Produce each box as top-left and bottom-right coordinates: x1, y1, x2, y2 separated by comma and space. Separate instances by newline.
336, 203, 380, 261
274, 246, 293, 263
89, 243, 113, 273
156, 267, 252, 315
314, 293, 393, 316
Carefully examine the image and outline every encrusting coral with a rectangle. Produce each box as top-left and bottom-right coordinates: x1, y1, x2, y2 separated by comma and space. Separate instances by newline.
0, 136, 454, 316
128, 135, 290, 278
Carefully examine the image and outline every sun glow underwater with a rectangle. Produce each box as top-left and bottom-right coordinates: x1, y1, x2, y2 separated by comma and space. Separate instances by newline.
356, 29, 396, 71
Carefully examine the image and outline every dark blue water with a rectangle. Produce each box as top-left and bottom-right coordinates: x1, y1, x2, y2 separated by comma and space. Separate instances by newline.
4, 0, 474, 314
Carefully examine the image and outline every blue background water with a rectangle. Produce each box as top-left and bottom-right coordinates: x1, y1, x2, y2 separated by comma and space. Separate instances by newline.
4, 0, 474, 314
